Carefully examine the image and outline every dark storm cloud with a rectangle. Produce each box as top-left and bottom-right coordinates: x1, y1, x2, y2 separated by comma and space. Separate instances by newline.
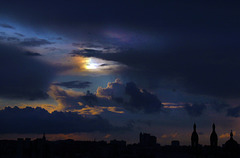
52, 81, 91, 89
24, 51, 42, 56
183, 103, 207, 117
71, 45, 240, 99
0, 23, 15, 29
0, 106, 114, 134
227, 106, 240, 117
125, 82, 162, 113
1, 1, 239, 32
70, 49, 103, 57
2, 0, 239, 49
0, 43, 55, 100
20, 38, 54, 47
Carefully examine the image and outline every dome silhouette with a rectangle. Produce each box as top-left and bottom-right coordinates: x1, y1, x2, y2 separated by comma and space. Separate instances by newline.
224, 130, 239, 152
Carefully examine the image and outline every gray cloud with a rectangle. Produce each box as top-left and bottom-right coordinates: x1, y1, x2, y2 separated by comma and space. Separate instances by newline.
52, 81, 91, 89
183, 103, 207, 117
125, 82, 162, 113
14, 32, 25, 37
24, 51, 42, 56
49, 86, 110, 111
227, 106, 240, 117
7, 37, 20, 42
211, 102, 230, 112
70, 49, 103, 57
44, 47, 58, 51
20, 38, 54, 47
49, 79, 162, 114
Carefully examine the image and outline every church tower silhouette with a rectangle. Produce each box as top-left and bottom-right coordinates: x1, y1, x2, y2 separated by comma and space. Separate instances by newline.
42, 132, 46, 141
191, 123, 198, 147
224, 130, 239, 152
210, 123, 218, 147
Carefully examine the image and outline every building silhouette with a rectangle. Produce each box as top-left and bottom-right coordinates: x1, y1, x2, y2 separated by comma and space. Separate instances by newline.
139, 132, 157, 146
224, 130, 239, 153
210, 123, 218, 147
171, 140, 180, 147
191, 123, 198, 148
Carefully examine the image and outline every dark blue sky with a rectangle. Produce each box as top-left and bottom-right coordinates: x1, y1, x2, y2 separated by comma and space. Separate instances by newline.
0, 0, 240, 145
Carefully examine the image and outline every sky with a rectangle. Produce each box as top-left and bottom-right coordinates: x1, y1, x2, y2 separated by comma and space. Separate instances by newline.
0, 0, 240, 146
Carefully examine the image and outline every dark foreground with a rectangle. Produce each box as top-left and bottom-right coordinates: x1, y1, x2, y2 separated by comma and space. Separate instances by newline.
0, 139, 240, 158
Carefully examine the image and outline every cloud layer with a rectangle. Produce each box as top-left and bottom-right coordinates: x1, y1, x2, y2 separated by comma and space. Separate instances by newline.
49, 79, 162, 114
0, 106, 114, 134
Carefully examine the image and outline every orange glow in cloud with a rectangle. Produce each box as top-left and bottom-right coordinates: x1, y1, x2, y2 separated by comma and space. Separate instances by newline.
14, 104, 59, 113
70, 105, 124, 115
71, 56, 103, 72
68, 55, 125, 75
48, 85, 85, 111
71, 56, 89, 71
162, 102, 185, 109
60, 56, 101, 75
107, 106, 124, 114
48, 85, 125, 115
220, 131, 236, 139
96, 78, 123, 99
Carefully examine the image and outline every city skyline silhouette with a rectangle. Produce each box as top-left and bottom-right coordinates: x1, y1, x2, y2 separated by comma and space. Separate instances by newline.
1, 123, 240, 157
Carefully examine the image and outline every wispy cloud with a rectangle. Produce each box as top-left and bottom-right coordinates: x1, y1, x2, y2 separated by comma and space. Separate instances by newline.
0, 23, 15, 29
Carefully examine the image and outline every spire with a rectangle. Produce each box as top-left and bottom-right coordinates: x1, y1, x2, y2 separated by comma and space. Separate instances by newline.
210, 123, 218, 147
193, 123, 196, 131
43, 132, 46, 141
212, 123, 215, 131
191, 123, 198, 148
230, 130, 233, 139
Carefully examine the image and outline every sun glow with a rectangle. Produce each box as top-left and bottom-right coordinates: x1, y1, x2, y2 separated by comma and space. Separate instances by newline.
70, 56, 120, 74
85, 58, 98, 70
